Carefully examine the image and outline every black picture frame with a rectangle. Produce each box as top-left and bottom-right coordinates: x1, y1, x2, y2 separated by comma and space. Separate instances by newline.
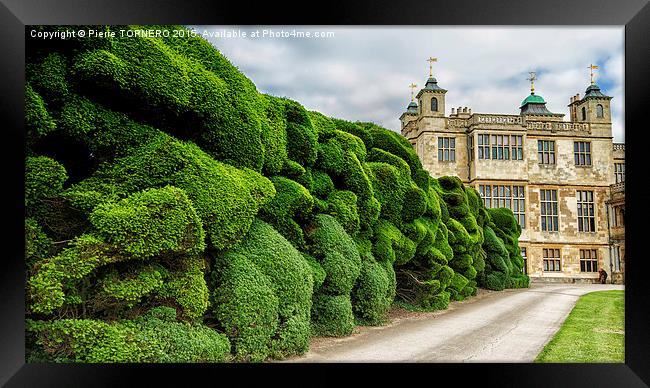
1, 0, 648, 386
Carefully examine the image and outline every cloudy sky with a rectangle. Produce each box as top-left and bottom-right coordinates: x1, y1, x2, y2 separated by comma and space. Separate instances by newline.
189, 26, 624, 142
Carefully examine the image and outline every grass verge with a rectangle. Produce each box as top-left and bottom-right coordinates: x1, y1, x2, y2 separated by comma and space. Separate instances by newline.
535, 290, 624, 363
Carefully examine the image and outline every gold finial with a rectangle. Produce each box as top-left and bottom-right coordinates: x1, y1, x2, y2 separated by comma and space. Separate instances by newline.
427, 57, 438, 77
409, 83, 418, 101
588, 64, 599, 84
526, 71, 537, 94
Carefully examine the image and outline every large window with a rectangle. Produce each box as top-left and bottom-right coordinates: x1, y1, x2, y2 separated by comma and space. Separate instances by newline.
574, 141, 592, 166
540, 189, 558, 232
577, 190, 595, 232
580, 249, 598, 272
614, 163, 625, 183
581, 106, 587, 120
431, 97, 438, 112
596, 104, 604, 118
438, 137, 455, 161
491, 135, 510, 160
478, 184, 526, 228
521, 247, 528, 275
543, 248, 561, 272
477, 134, 523, 160
538, 140, 556, 164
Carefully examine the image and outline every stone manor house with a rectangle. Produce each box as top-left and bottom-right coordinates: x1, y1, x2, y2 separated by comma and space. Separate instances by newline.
400, 64, 625, 284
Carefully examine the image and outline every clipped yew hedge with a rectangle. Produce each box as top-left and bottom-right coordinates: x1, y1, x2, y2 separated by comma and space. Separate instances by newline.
25, 24, 528, 363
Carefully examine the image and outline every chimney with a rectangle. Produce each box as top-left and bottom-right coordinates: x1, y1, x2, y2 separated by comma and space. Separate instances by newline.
451, 107, 456, 115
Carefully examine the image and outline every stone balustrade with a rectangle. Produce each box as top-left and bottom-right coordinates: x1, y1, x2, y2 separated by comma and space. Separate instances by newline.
611, 182, 625, 193
473, 114, 523, 125
525, 121, 590, 132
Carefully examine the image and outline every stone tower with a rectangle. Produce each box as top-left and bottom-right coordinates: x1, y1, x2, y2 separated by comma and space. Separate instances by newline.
417, 77, 447, 118
569, 64, 612, 124
400, 100, 419, 131
568, 83, 613, 124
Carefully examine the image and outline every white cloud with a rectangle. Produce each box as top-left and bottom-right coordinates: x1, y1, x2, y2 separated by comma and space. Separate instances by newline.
189, 26, 624, 142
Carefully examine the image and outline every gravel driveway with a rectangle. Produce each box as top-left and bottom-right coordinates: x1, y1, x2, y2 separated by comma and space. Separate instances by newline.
283, 282, 624, 362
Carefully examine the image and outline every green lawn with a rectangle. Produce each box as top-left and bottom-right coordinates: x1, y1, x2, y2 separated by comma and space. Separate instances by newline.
535, 290, 624, 363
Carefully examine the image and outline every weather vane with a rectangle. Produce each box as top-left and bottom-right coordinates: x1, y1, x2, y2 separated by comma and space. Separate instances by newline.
409, 83, 418, 101
427, 57, 438, 77
526, 71, 537, 94
588, 64, 599, 84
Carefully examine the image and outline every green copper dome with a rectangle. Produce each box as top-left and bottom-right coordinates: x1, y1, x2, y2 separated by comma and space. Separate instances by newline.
519, 92, 556, 115
520, 93, 546, 107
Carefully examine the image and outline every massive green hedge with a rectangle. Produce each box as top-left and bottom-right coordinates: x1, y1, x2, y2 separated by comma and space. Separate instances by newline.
25, 24, 528, 363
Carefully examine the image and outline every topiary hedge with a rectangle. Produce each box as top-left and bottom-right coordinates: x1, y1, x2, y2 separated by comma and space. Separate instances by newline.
27, 307, 231, 363
25, 24, 527, 363
63, 134, 275, 251
211, 219, 313, 360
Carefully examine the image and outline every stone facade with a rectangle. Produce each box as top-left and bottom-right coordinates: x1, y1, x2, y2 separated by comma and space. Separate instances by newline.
607, 143, 625, 284
400, 74, 624, 284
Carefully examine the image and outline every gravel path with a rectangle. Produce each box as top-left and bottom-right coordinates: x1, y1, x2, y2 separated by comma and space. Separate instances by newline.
283, 283, 624, 362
